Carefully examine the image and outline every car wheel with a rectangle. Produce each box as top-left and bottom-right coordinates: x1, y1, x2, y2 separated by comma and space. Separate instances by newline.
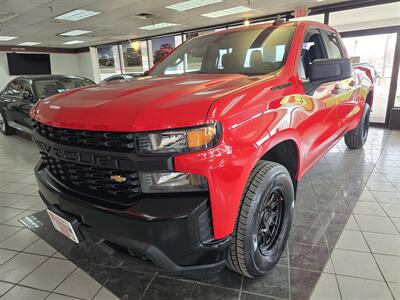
0, 112, 14, 135
344, 103, 370, 149
227, 161, 294, 278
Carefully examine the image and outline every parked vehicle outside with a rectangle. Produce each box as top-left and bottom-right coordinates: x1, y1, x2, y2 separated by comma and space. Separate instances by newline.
30, 21, 373, 278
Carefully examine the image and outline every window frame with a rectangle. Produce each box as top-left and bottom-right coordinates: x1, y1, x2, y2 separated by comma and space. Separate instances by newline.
297, 27, 329, 81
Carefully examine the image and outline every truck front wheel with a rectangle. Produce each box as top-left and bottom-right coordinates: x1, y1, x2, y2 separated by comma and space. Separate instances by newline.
227, 161, 294, 278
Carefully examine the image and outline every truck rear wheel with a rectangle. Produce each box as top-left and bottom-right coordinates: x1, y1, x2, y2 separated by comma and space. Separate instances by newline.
344, 103, 370, 149
227, 161, 294, 278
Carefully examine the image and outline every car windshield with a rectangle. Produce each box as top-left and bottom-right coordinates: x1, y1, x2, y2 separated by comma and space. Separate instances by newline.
33, 77, 94, 99
151, 25, 295, 77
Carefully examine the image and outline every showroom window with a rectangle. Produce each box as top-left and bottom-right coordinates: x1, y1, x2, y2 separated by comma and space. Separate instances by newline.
342, 33, 397, 123
329, 2, 400, 32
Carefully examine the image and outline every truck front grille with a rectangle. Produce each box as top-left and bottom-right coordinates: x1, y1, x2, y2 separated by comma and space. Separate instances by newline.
41, 153, 141, 206
32, 121, 136, 152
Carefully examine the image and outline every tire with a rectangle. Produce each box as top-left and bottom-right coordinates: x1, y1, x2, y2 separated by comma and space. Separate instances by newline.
344, 103, 371, 149
0, 111, 14, 135
227, 161, 294, 278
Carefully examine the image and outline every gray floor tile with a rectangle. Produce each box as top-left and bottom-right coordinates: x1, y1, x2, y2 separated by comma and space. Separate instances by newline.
0, 281, 14, 297
0, 253, 47, 283
1, 285, 49, 300
309, 273, 341, 300
0, 207, 24, 223
393, 218, 400, 231
21, 258, 76, 291
0, 228, 39, 251
374, 254, 400, 283
0, 224, 20, 242
0, 248, 18, 265
6, 196, 41, 210
337, 276, 393, 300
353, 201, 387, 216
23, 238, 57, 256
93, 287, 120, 300
354, 215, 398, 234
331, 249, 383, 280
52, 252, 67, 259
371, 191, 400, 204
381, 203, 400, 218
344, 215, 360, 230
46, 293, 81, 300
335, 230, 369, 252
2, 210, 37, 227
367, 181, 398, 192
364, 232, 400, 256
389, 282, 400, 300
55, 268, 101, 299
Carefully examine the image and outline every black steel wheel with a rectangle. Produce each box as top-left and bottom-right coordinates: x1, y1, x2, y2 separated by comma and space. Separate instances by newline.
227, 161, 294, 278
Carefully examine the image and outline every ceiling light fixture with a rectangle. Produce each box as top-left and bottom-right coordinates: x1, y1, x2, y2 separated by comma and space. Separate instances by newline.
0, 35, 18, 41
166, 0, 222, 12
139, 22, 180, 30
63, 40, 84, 45
18, 42, 41, 46
54, 9, 101, 21
201, 6, 252, 18
59, 30, 92, 36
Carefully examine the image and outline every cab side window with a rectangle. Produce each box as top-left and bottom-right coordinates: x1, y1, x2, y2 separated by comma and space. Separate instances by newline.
323, 31, 343, 59
21, 81, 34, 99
4, 80, 21, 97
299, 30, 328, 80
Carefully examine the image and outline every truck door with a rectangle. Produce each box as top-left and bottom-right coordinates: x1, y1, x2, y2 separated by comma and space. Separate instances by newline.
321, 30, 357, 130
297, 28, 342, 166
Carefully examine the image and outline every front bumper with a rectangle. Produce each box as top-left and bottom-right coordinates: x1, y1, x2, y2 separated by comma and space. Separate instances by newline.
35, 162, 230, 273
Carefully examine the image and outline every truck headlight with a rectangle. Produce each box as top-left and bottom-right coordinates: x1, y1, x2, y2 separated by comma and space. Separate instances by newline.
139, 172, 208, 193
136, 123, 220, 154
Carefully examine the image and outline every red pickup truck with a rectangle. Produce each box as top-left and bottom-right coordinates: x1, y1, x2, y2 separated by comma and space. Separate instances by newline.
30, 21, 373, 278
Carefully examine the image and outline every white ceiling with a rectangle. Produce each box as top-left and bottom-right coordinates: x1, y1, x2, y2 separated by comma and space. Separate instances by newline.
0, 0, 352, 48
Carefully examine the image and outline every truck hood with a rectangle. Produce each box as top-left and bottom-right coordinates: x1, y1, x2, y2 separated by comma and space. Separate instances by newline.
33, 74, 262, 132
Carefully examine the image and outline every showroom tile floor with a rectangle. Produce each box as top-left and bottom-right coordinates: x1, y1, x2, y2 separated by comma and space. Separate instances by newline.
0, 128, 399, 300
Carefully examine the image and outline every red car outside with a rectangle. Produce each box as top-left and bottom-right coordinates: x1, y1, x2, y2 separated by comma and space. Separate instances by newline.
30, 21, 373, 278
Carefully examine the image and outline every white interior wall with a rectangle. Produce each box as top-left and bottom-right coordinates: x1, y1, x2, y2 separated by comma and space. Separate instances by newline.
0, 51, 98, 90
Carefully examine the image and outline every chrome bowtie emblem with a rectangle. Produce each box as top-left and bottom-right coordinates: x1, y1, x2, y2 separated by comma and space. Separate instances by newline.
110, 175, 127, 183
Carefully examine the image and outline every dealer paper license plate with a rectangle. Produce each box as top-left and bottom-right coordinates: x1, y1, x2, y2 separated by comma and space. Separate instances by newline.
47, 209, 80, 243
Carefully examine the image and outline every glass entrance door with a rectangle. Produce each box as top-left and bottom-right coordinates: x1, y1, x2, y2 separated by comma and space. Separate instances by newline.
342, 33, 397, 123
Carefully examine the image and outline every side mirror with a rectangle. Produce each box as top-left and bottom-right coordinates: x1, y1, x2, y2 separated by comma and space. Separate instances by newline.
310, 58, 352, 84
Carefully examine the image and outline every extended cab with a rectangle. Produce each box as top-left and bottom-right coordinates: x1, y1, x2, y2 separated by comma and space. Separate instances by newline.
30, 21, 373, 278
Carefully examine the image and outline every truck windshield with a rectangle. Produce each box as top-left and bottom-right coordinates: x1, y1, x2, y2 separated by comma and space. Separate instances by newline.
151, 25, 295, 77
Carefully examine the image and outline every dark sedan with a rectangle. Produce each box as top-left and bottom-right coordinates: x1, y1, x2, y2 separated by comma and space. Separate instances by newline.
0, 75, 94, 135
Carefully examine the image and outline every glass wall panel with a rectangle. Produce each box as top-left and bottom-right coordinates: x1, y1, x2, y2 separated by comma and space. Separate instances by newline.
330, 3, 400, 32
293, 14, 324, 23
342, 33, 397, 123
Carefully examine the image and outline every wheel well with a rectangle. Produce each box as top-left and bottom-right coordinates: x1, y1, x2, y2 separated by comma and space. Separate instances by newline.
260, 140, 299, 190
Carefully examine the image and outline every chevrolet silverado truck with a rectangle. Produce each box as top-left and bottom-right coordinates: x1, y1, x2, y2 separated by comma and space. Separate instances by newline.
30, 21, 373, 278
